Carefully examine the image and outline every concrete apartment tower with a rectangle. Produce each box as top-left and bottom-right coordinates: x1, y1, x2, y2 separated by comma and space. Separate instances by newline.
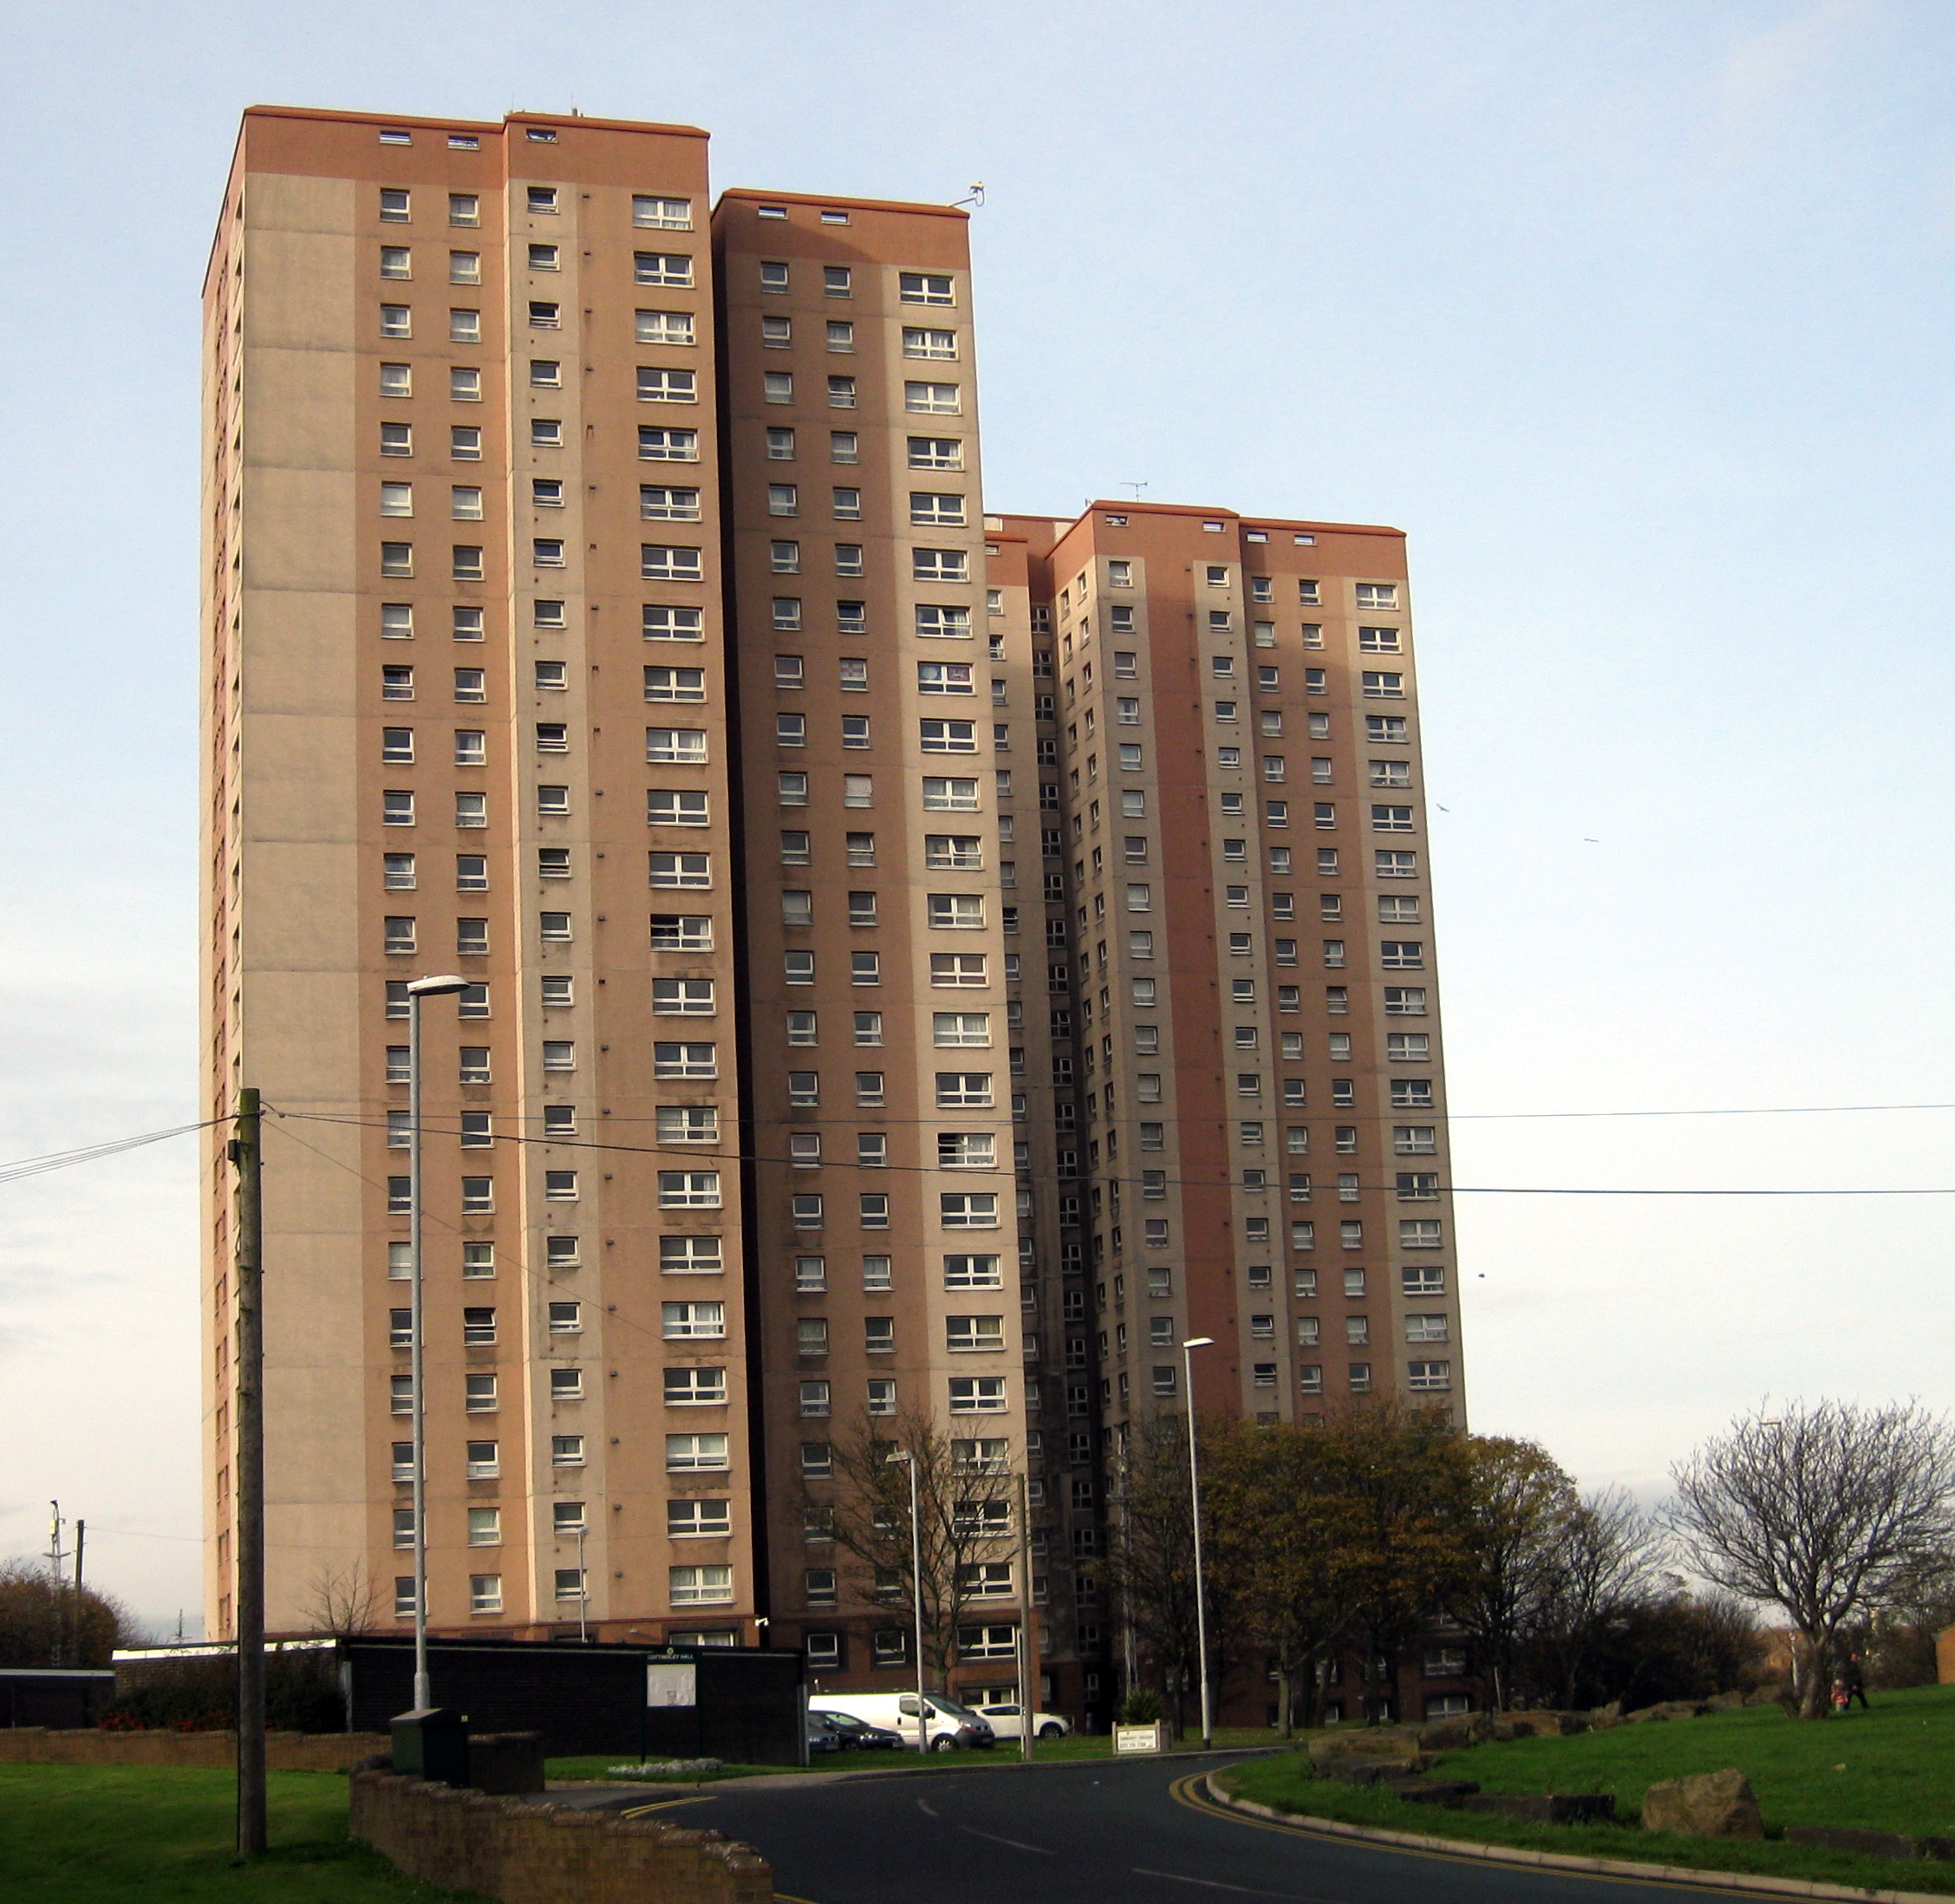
203, 106, 1460, 1718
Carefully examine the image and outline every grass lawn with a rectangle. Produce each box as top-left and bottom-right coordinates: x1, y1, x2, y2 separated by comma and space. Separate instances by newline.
547, 1724, 1280, 1782
1222, 1683, 1955, 1897
0, 1765, 484, 1903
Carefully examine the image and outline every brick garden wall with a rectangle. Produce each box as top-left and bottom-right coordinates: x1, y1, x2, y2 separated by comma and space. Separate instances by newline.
349, 1768, 773, 1904
0, 1727, 388, 1770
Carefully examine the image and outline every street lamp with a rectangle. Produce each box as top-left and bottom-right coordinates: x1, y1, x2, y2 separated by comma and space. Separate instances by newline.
885, 1449, 929, 1757
1182, 1336, 1216, 1750
406, 974, 469, 1712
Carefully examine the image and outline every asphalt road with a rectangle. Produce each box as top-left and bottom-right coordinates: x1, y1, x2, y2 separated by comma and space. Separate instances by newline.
607, 1755, 1712, 1904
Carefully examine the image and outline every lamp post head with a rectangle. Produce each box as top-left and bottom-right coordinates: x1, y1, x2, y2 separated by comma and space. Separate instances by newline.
884, 1449, 914, 1465
1183, 1336, 1215, 1349
407, 974, 470, 996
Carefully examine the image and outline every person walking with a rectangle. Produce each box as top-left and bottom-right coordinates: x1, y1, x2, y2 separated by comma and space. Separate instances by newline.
1845, 1653, 1869, 1711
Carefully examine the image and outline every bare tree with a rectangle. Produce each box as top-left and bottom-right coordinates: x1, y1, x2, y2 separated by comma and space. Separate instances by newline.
1095, 1414, 1229, 1731
1527, 1486, 1665, 1708
299, 1558, 382, 1638
1666, 1400, 1955, 1718
813, 1409, 1020, 1690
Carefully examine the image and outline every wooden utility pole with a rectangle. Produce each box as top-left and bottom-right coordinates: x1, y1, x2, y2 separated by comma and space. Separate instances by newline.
231, 1088, 266, 1857
71, 1521, 85, 1665
1017, 1470, 1038, 1762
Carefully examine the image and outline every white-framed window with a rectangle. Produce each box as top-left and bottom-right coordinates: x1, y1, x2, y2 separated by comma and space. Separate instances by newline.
644, 665, 707, 702
948, 1376, 1008, 1412
664, 1366, 728, 1405
635, 309, 696, 346
928, 893, 985, 929
940, 1191, 1000, 1229
938, 1132, 995, 1170
947, 1314, 1006, 1353
904, 381, 961, 414
921, 721, 978, 754
658, 1171, 722, 1208
633, 195, 693, 229
916, 604, 972, 639
648, 790, 710, 827
913, 548, 969, 584
922, 777, 981, 811
647, 727, 707, 764
660, 1235, 724, 1275
642, 486, 703, 521
935, 1073, 994, 1109
944, 1254, 1002, 1289
642, 544, 704, 582
667, 1431, 731, 1470
662, 1301, 726, 1340
652, 977, 715, 1016
668, 1499, 733, 1539
671, 1565, 735, 1606
643, 606, 706, 643
640, 427, 701, 463
649, 851, 712, 888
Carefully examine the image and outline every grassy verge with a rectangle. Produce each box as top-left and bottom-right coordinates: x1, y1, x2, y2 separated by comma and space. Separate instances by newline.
0, 1765, 485, 1904
547, 1724, 1278, 1782
547, 1757, 813, 1783
1430, 1684, 1955, 1836
1220, 1683, 1955, 1898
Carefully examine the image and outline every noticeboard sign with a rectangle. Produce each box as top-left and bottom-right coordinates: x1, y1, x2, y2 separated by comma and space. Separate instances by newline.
645, 1656, 699, 1709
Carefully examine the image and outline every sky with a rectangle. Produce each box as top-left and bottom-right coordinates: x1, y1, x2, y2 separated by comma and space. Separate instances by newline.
3, 0, 1953, 1633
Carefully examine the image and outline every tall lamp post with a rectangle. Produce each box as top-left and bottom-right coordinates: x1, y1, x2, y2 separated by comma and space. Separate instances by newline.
1181, 1336, 1216, 1750
406, 974, 469, 1712
886, 1449, 928, 1757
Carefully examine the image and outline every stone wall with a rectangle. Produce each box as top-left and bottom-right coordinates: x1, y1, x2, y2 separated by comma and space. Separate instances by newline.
0, 1727, 388, 1770
350, 1768, 773, 1904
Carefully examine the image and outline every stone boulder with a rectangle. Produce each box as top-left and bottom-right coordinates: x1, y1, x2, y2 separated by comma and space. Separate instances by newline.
1783, 1826, 1913, 1862
1416, 1714, 1491, 1751
1308, 1726, 1424, 1764
1702, 1691, 1749, 1713
1463, 1793, 1616, 1824
1640, 1770, 1763, 1840
1320, 1756, 1430, 1784
1625, 1699, 1710, 1724
1493, 1711, 1587, 1740
1393, 1778, 1481, 1807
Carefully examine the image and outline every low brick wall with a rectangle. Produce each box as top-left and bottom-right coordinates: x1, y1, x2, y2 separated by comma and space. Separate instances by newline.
0, 1727, 388, 1770
350, 1768, 773, 1904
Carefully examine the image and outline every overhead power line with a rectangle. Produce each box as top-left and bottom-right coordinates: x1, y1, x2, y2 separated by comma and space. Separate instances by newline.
264, 1105, 1955, 1198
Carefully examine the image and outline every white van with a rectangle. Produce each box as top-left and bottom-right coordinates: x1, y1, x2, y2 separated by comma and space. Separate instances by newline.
808, 1692, 996, 1751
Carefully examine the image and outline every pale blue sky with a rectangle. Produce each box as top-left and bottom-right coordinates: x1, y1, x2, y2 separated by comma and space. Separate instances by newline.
3, 0, 1952, 1627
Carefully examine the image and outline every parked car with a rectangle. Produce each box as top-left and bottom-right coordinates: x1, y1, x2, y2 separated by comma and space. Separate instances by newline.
814, 1710, 904, 1751
971, 1702, 1072, 1741
809, 1692, 996, 1751
806, 1716, 845, 1756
